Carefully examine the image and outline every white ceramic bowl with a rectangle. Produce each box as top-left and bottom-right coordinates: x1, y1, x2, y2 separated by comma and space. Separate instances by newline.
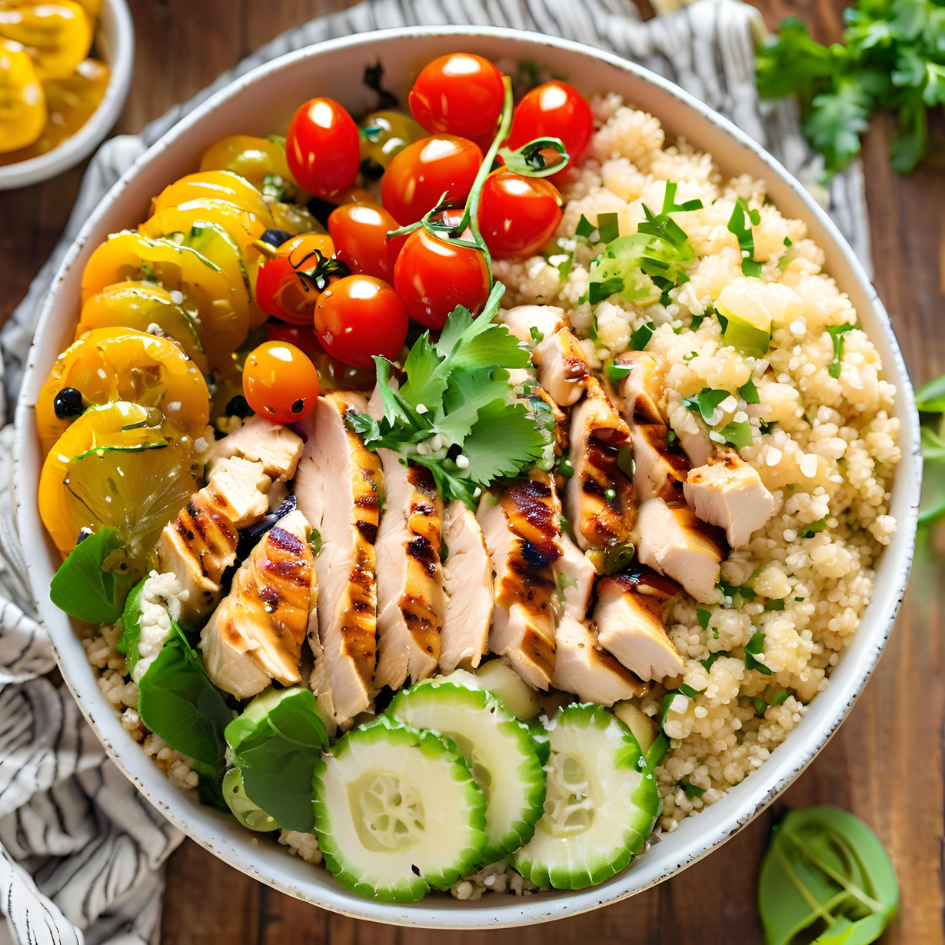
0, 0, 134, 190
13, 27, 921, 928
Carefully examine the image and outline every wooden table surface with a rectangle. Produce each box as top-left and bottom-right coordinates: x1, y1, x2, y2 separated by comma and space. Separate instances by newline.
1, 1, 942, 942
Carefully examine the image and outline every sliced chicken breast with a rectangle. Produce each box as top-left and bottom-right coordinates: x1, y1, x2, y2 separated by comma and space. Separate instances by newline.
440, 500, 493, 673
636, 497, 726, 602
556, 533, 595, 620
207, 414, 304, 481
617, 351, 666, 424
200, 510, 315, 700
295, 392, 383, 726
157, 456, 272, 624
478, 472, 562, 690
630, 423, 690, 503
502, 305, 591, 406
684, 450, 776, 548
565, 381, 634, 551
374, 456, 444, 690
595, 567, 686, 681
552, 614, 646, 705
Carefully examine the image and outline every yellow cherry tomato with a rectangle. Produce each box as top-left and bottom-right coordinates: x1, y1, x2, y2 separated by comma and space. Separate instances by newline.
72, 0, 100, 16
36, 327, 210, 454
39, 401, 197, 572
80, 231, 249, 368
0, 39, 46, 153
0, 1, 93, 80
198, 135, 293, 193
359, 110, 424, 174
76, 281, 208, 372
149, 171, 275, 230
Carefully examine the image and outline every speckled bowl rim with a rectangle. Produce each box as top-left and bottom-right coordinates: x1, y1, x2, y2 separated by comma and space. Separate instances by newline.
0, 0, 135, 190
13, 25, 921, 929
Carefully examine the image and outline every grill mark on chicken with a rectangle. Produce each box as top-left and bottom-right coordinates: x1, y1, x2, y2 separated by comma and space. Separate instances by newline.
173, 493, 237, 582
604, 565, 680, 602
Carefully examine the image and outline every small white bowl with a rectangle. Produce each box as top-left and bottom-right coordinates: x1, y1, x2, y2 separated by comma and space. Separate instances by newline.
0, 0, 134, 191
13, 27, 921, 929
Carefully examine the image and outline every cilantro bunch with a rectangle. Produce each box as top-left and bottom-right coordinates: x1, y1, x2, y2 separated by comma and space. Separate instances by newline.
349, 282, 551, 507
756, 0, 945, 174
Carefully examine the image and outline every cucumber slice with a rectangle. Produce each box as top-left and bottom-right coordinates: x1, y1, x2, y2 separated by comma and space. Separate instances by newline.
473, 660, 541, 720
388, 679, 546, 864
313, 716, 487, 902
512, 703, 660, 890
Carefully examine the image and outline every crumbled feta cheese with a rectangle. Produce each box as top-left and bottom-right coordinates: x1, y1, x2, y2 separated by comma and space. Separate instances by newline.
131, 571, 187, 683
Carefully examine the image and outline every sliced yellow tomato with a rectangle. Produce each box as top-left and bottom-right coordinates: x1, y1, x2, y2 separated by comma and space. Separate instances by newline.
139, 204, 268, 327
80, 231, 249, 367
0, 39, 46, 153
76, 281, 207, 371
39, 401, 197, 573
268, 200, 326, 236
198, 135, 293, 193
149, 171, 275, 229
72, 0, 100, 15
36, 327, 210, 454
0, 1, 93, 80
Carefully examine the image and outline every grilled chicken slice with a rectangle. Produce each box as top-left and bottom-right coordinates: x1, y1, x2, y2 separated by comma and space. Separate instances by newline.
565, 380, 634, 551
295, 392, 383, 726
478, 472, 562, 690
670, 405, 715, 468
630, 423, 690, 503
440, 501, 493, 673
374, 456, 444, 690
617, 351, 666, 424
595, 567, 686, 681
552, 614, 646, 705
502, 305, 591, 407
207, 414, 304, 481
200, 510, 315, 699
684, 451, 776, 548
157, 457, 272, 624
557, 533, 595, 620
636, 498, 726, 602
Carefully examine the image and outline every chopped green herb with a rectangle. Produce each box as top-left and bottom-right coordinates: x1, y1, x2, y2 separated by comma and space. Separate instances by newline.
744, 631, 772, 675
783, 236, 793, 247
754, 697, 769, 716
720, 420, 754, 450
727, 197, 763, 278
666, 429, 678, 446
690, 313, 708, 331
799, 517, 827, 539
630, 320, 655, 350
696, 608, 712, 631
588, 314, 600, 345
717, 580, 757, 609
766, 598, 786, 611
770, 689, 790, 706
679, 776, 705, 799
678, 683, 700, 699
739, 379, 760, 404
682, 387, 730, 424
556, 573, 579, 603
826, 323, 855, 378
575, 214, 597, 240
759, 419, 775, 435
700, 652, 721, 671
683, 351, 696, 362
596, 211, 620, 243
556, 253, 574, 281
606, 361, 632, 385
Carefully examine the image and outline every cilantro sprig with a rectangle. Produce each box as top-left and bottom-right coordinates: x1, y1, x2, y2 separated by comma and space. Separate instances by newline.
348, 282, 550, 507
757, 1, 945, 174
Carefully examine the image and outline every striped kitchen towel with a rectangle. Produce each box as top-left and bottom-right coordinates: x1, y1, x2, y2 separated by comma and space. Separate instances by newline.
0, 1, 870, 942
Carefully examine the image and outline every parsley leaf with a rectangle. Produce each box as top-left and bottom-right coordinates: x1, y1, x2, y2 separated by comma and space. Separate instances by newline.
597, 212, 620, 243
720, 420, 754, 450
727, 198, 763, 278
799, 517, 828, 538
745, 631, 772, 675
683, 387, 730, 424
826, 323, 856, 378
630, 320, 655, 350
717, 579, 757, 610
739, 379, 761, 404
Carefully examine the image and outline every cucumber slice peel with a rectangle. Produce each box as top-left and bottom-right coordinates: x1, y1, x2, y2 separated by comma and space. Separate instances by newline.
388, 678, 547, 864
512, 703, 660, 890
313, 715, 487, 902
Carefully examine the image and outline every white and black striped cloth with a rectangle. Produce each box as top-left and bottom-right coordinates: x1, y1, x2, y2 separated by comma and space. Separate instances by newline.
0, 1, 870, 941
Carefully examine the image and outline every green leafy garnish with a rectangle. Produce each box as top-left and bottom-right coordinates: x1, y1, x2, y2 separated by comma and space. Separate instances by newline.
116, 578, 147, 677
740, 379, 761, 404
136, 622, 232, 766
630, 320, 655, 350
348, 284, 549, 507
758, 806, 898, 945
700, 652, 720, 671
696, 608, 712, 631
770, 689, 791, 706
744, 631, 772, 675
800, 517, 828, 538
916, 373, 945, 413
757, 1, 945, 174
586, 183, 701, 306
225, 687, 329, 833
683, 387, 730, 423
826, 323, 856, 378
49, 527, 132, 625
720, 420, 754, 450
717, 579, 758, 609
575, 214, 597, 240
728, 197, 763, 278
606, 361, 632, 385
679, 776, 706, 800
596, 211, 620, 243
766, 598, 787, 611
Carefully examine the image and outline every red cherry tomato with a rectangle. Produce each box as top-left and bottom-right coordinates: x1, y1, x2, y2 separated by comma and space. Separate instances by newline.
254, 234, 341, 326
478, 169, 563, 259
328, 203, 407, 282
408, 53, 505, 138
286, 98, 360, 198
506, 81, 594, 170
243, 341, 320, 423
381, 135, 482, 226
313, 275, 409, 369
393, 226, 491, 330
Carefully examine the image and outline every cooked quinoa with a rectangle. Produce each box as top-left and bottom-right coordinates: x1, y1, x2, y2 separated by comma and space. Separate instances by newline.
494, 93, 900, 832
